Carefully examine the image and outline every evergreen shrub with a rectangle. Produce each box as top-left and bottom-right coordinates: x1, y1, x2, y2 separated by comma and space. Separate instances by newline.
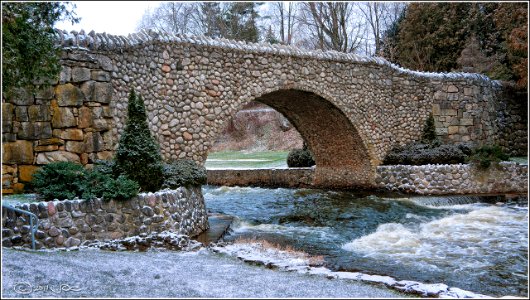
287, 144, 315, 167
162, 160, 207, 188
114, 89, 164, 192
468, 145, 509, 169
31, 161, 139, 201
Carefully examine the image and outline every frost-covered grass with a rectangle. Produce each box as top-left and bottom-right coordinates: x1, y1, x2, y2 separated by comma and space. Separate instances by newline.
1, 193, 38, 206
509, 156, 528, 165
205, 151, 288, 169
2, 247, 406, 298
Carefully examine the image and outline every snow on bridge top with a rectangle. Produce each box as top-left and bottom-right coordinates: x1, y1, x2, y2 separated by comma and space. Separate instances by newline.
55, 28, 500, 87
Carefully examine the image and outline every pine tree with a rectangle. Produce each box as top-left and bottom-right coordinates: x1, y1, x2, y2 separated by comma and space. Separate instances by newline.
421, 113, 438, 143
114, 89, 164, 192
223, 2, 260, 42
2, 2, 79, 93
265, 25, 279, 44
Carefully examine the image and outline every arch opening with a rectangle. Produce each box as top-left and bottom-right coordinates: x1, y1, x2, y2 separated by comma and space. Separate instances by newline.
253, 89, 375, 188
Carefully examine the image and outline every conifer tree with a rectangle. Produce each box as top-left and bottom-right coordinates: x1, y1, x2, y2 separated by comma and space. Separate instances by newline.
114, 89, 164, 192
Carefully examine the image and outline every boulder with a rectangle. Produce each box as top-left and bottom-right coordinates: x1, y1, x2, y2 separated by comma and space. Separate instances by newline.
78, 106, 92, 128
56, 83, 85, 107
71, 67, 91, 82
28, 104, 51, 122
2, 140, 34, 164
36, 151, 80, 164
7, 87, 34, 105
17, 122, 52, 140
93, 82, 113, 103
57, 128, 84, 141
52, 106, 77, 128
18, 165, 39, 182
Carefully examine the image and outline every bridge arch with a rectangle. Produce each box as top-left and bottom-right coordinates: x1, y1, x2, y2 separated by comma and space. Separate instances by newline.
205, 86, 377, 188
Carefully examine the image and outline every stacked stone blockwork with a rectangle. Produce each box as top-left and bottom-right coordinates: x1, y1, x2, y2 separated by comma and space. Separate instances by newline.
2, 50, 115, 193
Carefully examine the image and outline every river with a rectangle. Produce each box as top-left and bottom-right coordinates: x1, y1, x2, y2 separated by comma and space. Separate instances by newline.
203, 185, 528, 297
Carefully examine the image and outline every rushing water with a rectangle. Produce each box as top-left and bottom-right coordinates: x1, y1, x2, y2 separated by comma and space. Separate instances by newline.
203, 185, 528, 297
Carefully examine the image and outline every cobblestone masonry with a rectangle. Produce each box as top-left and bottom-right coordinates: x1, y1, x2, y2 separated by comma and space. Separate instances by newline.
376, 162, 528, 195
206, 163, 528, 195
1, 187, 208, 249
1, 29, 527, 191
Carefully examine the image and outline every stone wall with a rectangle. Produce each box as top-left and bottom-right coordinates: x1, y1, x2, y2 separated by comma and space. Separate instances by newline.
496, 88, 528, 156
1, 187, 208, 249
207, 168, 314, 188
2, 29, 527, 190
376, 162, 528, 195
207, 163, 528, 195
2, 50, 116, 194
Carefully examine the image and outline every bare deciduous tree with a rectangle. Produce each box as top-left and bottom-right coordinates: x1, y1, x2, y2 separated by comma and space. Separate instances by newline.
137, 2, 197, 35
358, 2, 407, 56
297, 2, 363, 53
271, 2, 297, 45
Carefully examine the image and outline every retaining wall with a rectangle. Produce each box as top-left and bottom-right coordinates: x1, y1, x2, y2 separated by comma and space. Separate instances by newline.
207, 168, 314, 188
376, 162, 528, 194
1, 187, 208, 249
207, 163, 528, 195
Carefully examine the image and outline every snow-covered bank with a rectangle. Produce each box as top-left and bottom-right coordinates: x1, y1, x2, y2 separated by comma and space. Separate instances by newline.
211, 241, 524, 299
2, 247, 406, 298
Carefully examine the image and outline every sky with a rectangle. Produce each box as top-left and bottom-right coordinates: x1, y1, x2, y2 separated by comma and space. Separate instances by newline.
55, 1, 163, 36
56, 1, 273, 36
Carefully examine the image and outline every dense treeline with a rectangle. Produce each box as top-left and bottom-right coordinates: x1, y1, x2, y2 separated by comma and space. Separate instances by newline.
138, 2, 526, 90
381, 2, 527, 90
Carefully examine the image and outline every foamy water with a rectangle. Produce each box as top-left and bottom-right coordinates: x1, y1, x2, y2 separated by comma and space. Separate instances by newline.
343, 206, 528, 272
203, 185, 528, 296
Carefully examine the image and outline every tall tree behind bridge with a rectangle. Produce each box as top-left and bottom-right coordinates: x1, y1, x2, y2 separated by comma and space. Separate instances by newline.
223, 2, 261, 42
269, 2, 297, 45
358, 2, 406, 56
380, 2, 527, 90
296, 2, 363, 53
137, 2, 262, 43
136, 2, 196, 35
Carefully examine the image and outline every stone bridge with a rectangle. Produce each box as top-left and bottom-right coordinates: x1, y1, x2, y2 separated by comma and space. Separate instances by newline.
2, 29, 526, 191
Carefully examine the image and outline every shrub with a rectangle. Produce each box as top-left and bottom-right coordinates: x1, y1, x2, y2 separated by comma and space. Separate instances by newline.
114, 89, 164, 192
101, 175, 140, 201
421, 113, 438, 143
468, 144, 509, 169
32, 161, 86, 201
383, 142, 469, 165
162, 160, 207, 188
287, 144, 315, 167
93, 159, 116, 176
31, 161, 139, 201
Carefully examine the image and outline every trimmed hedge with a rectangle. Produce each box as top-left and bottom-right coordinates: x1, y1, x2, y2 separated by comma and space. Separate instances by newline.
287, 146, 315, 168
383, 142, 471, 165
162, 159, 207, 188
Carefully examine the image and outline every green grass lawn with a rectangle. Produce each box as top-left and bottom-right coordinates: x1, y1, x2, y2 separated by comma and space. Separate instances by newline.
509, 156, 528, 165
205, 150, 289, 169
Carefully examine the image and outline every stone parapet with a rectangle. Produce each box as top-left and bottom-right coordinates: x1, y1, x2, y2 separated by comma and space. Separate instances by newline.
1, 187, 208, 249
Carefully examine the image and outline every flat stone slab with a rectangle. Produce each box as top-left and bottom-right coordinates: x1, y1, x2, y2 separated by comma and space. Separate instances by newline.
194, 213, 234, 245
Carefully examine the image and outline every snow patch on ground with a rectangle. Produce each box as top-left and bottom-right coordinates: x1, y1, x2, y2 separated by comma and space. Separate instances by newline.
211, 241, 509, 298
